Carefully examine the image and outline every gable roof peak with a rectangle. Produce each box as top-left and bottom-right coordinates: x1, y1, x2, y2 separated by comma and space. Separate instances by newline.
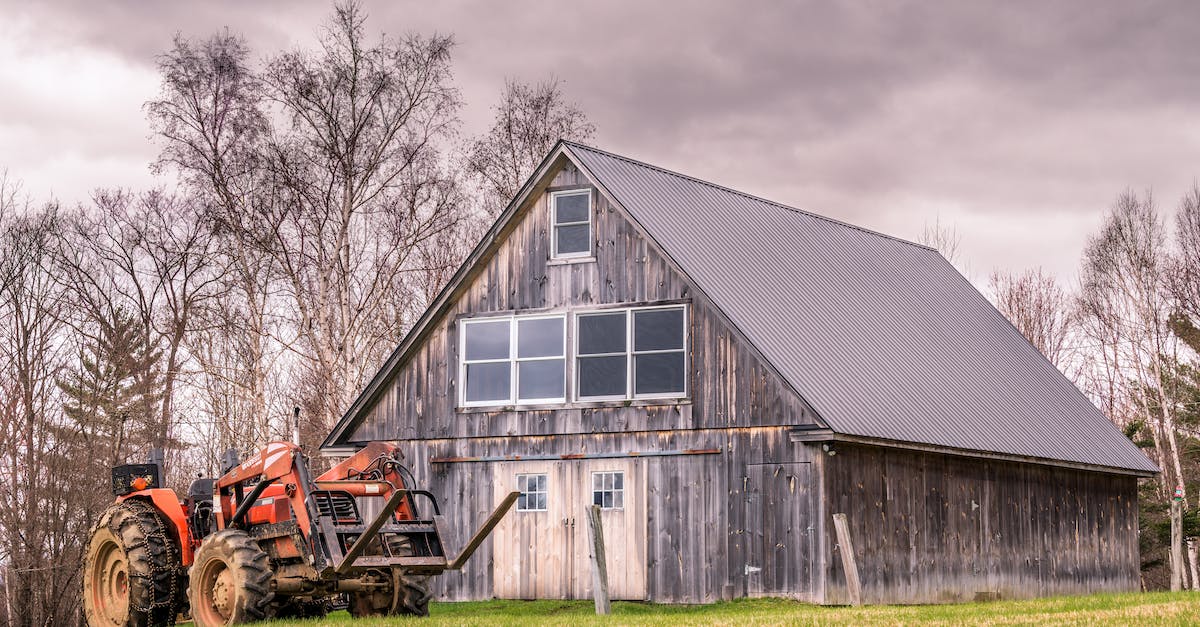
562, 140, 940, 255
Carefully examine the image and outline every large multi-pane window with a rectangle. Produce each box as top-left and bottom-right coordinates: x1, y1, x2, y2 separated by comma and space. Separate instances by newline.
460, 315, 565, 406
551, 190, 592, 259
576, 305, 687, 400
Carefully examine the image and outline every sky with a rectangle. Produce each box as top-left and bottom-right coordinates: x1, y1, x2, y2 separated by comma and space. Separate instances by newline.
3, 1, 1200, 284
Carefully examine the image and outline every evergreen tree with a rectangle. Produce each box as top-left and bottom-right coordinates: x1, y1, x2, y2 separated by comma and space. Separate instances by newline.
58, 309, 163, 468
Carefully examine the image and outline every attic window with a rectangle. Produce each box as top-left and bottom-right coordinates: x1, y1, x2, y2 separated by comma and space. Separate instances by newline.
551, 190, 592, 259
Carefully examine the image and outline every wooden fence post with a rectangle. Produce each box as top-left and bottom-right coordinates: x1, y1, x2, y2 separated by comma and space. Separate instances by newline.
587, 504, 611, 614
1171, 499, 1183, 592
832, 513, 862, 606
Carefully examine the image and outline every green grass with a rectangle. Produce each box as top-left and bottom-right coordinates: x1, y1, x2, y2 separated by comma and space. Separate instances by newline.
231, 591, 1200, 626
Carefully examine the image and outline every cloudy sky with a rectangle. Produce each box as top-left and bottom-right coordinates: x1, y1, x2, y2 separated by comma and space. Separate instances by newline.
3, 1, 1198, 283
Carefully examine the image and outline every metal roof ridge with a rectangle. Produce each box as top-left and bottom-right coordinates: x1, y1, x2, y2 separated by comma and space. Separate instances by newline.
561, 140, 940, 254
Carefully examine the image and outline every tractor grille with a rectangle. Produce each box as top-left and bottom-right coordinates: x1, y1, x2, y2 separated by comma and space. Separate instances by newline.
313, 490, 360, 525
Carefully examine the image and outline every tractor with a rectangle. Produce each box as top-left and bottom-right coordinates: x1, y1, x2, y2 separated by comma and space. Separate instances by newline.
82, 441, 519, 626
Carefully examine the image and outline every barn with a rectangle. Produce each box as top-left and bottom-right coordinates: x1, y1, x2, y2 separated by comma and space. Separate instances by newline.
321, 141, 1158, 605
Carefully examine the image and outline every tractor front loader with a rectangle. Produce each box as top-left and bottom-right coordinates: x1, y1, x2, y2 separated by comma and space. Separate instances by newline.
83, 442, 518, 627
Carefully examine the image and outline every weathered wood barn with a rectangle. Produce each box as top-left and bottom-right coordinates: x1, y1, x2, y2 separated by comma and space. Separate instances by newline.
321, 141, 1157, 605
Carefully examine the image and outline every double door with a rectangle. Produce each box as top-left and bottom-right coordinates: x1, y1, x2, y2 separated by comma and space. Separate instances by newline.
492, 458, 646, 600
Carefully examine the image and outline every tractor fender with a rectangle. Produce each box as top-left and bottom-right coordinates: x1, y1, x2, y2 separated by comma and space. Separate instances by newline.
119, 488, 194, 565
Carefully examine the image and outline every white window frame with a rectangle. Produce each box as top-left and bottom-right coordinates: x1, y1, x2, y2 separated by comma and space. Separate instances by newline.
516, 473, 548, 512
459, 313, 566, 407
550, 189, 593, 260
574, 304, 688, 402
591, 470, 625, 510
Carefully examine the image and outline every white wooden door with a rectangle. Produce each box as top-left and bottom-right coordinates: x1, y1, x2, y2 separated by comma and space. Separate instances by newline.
491, 460, 576, 599
570, 459, 647, 601
492, 459, 647, 600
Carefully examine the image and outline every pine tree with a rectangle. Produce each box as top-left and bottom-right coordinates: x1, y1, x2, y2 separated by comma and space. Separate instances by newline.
58, 309, 163, 468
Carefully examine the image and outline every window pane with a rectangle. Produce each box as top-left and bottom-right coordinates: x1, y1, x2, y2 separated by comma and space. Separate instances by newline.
465, 362, 510, 402
634, 352, 685, 395
537, 475, 547, 491
603, 492, 613, 508
578, 355, 627, 398
614, 473, 623, 490
614, 491, 623, 509
593, 474, 602, 490
536, 493, 547, 510
593, 491, 603, 507
555, 224, 590, 255
578, 313, 626, 355
555, 193, 589, 223
518, 359, 565, 400
634, 308, 684, 352
464, 320, 510, 360
517, 317, 563, 358
517, 494, 527, 510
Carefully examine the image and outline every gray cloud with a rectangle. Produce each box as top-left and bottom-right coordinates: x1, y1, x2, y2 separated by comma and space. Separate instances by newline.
4, 0, 1200, 284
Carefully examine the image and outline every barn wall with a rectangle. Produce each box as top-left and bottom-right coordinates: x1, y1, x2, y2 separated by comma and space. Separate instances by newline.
344, 161, 819, 444
821, 443, 1140, 604
396, 427, 820, 603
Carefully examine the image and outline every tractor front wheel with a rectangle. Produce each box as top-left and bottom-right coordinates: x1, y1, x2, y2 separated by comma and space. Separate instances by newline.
187, 530, 274, 627
348, 573, 431, 617
83, 499, 183, 627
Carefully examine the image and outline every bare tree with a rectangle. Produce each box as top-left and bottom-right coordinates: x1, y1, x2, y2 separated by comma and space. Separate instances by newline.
0, 198, 84, 626
918, 215, 962, 266
147, 29, 283, 460
989, 267, 1077, 369
258, 3, 465, 445
465, 78, 596, 218
1168, 184, 1200, 352
1078, 190, 1197, 586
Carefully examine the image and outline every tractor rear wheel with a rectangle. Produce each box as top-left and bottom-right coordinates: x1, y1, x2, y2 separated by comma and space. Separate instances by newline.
83, 499, 183, 627
187, 530, 274, 627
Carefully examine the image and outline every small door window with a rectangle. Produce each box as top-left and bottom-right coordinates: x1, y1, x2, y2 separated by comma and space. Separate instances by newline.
516, 473, 548, 511
592, 471, 624, 510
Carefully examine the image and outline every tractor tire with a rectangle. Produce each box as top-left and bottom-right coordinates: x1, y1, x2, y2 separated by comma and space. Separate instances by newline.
347, 574, 431, 617
347, 535, 431, 617
187, 530, 274, 627
83, 499, 184, 627
270, 597, 329, 619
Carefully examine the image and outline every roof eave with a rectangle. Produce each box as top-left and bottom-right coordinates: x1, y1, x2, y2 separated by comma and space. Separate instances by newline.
789, 428, 1159, 477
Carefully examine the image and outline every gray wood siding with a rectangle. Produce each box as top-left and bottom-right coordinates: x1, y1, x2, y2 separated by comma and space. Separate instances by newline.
346, 162, 819, 443
820, 443, 1140, 604
395, 427, 820, 603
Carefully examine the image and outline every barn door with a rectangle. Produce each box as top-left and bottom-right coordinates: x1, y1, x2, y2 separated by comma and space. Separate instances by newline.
492, 459, 647, 600
491, 461, 576, 599
744, 462, 814, 598
570, 459, 647, 601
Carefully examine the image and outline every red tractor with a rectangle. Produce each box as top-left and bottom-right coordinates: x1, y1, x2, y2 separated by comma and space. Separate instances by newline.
83, 442, 518, 626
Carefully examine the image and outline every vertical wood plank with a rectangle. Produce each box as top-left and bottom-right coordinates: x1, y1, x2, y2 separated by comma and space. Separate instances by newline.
832, 513, 862, 606
587, 504, 612, 614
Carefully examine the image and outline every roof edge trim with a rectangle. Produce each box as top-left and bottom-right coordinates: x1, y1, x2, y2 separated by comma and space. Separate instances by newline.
789, 429, 1158, 477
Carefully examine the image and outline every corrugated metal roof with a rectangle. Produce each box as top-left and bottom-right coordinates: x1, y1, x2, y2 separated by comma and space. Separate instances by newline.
567, 141, 1157, 474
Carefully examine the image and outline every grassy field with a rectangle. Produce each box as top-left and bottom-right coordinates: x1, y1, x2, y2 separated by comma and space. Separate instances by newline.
229, 591, 1200, 626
